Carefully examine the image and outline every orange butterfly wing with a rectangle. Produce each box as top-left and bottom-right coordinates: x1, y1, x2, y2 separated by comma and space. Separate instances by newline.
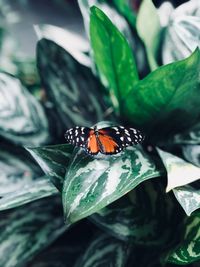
87, 134, 99, 154
98, 134, 118, 154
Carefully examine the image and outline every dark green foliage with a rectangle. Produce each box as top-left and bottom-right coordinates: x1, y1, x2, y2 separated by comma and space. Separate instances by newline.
0, 1, 200, 267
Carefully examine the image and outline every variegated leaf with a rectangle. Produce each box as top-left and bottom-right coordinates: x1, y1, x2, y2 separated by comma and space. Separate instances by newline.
0, 197, 68, 267
27, 144, 74, 191
91, 179, 180, 246
0, 72, 50, 146
182, 145, 200, 167
0, 176, 58, 211
75, 233, 130, 267
34, 24, 91, 67
162, 0, 200, 65
167, 211, 200, 265
63, 142, 161, 224
37, 39, 111, 128
157, 148, 200, 192
173, 185, 200, 216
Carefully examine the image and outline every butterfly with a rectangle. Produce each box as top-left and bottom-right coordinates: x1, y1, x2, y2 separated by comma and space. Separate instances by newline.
64, 125, 144, 155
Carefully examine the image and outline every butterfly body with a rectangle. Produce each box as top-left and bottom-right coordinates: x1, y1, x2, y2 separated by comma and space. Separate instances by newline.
65, 126, 144, 155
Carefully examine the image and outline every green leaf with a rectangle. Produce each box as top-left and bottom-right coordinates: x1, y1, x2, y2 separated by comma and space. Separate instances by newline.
0, 197, 68, 267
27, 144, 74, 191
0, 145, 57, 210
136, 0, 161, 70
173, 124, 200, 145
63, 135, 161, 224
37, 39, 111, 128
113, 0, 136, 27
0, 72, 50, 146
91, 179, 181, 246
167, 211, 200, 265
123, 49, 200, 138
157, 148, 200, 192
75, 232, 130, 267
90, 6, 139, 112
79, 0, 134, 45
173, 185, 200, 216
34, 24, 91, 67
0, 176, 57, 211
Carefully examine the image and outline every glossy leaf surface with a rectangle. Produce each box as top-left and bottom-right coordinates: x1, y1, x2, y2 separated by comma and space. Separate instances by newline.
63, 144, 161, 224
90, 6, 138, 112
27, 144, 74, 191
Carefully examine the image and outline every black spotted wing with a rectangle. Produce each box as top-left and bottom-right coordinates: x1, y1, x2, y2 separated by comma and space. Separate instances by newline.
64, 127, 91, 148
98, 126, 144, 152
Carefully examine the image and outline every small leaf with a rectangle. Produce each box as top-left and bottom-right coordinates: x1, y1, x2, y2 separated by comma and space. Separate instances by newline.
167, 211, 200, 265
0, 197, 68, 267
91, 179, 180, 246
0, 72, 50, 146
173, 185, 200, 216
63, 143, 161, 224
90, 6, 139, 112
136, 0, 161, 70
157, 148, 200, 192
34, 24, 91, 67
27, 144, 74, 191
37, 39, 110, 128
75, 233, 130, 267
123, 49, 200, 138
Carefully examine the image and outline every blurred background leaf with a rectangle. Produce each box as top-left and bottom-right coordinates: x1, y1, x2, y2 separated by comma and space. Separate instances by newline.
37, 38, 113, 128
0, 197, 68, 267
0, 72, 50, 146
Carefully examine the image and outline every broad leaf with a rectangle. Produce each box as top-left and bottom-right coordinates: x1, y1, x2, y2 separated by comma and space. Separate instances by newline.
173, 185, 200, 216
0, 197, 68, 267
63, 143, 161, 224
91, 179, 181, 246
0, 146, 40, 197
90, 6, 139, 112
37, 39, 110, 128
0, 176, 57, 211
136, 0, 161, 70
157, 148, 200, 192
27, 144, 74, 191
75, 233, 130, 267
167, 211, 200, 265
0, 72, 50, 146
123, 49, 200, 139
0, 144, 57, 210
162, 6, 200, 65
34, 24, 91, 67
